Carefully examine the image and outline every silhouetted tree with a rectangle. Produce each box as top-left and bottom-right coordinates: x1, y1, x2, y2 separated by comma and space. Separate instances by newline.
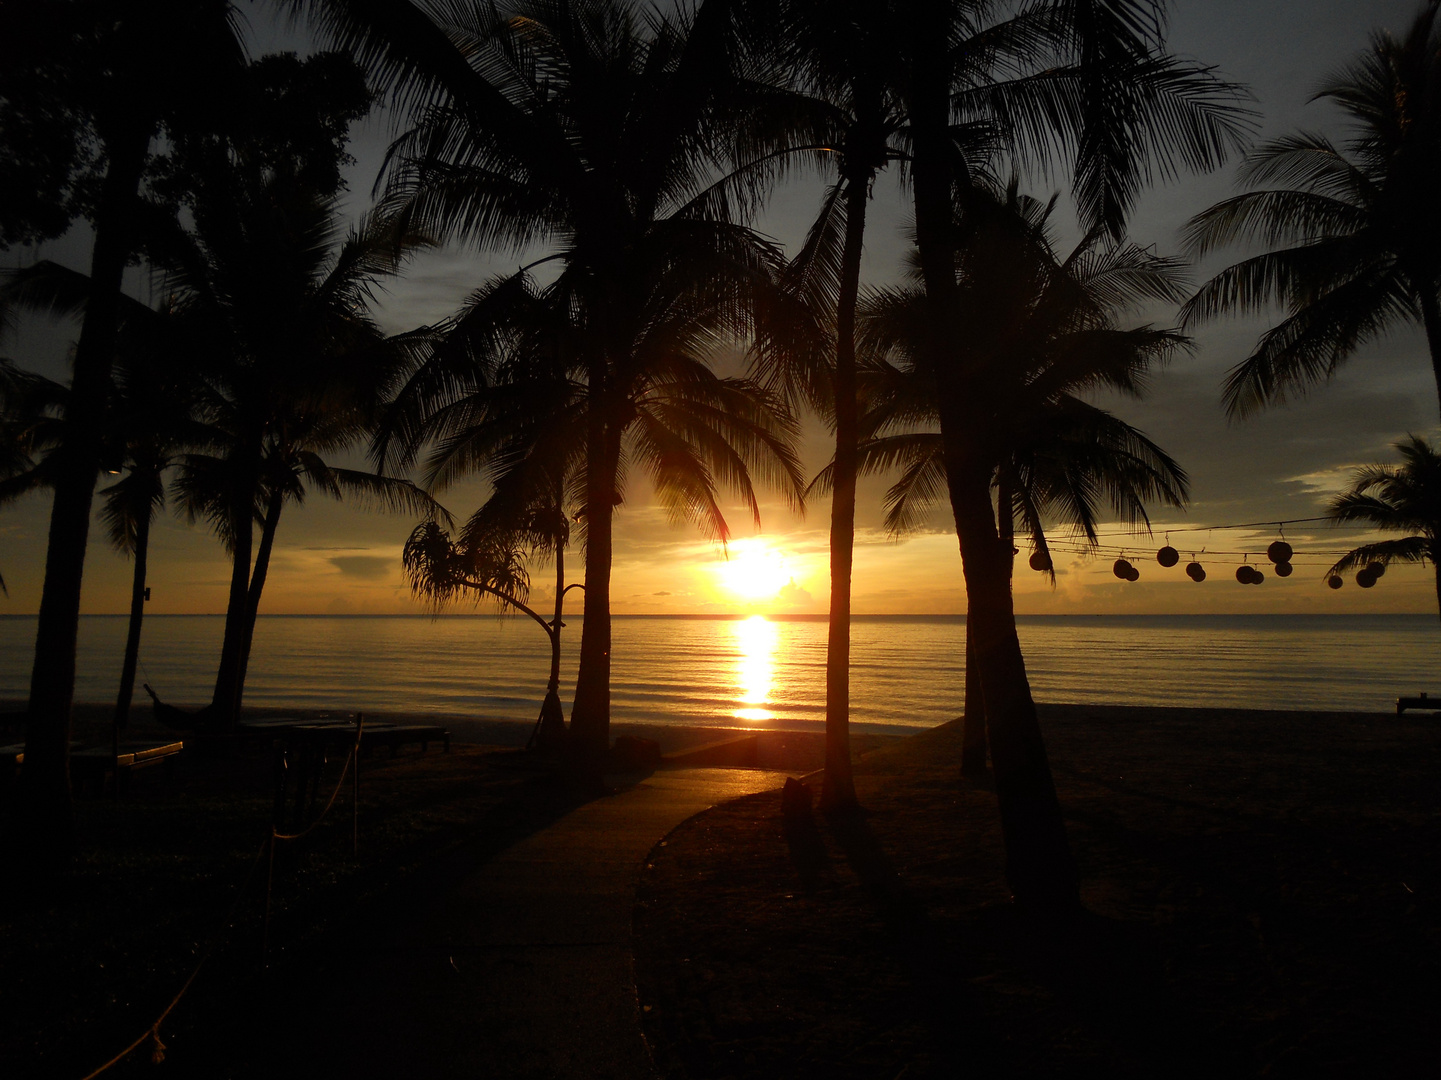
842, 188, 1190, 774
1325, 435, 1441, 619
303, 0, 805, 767
901, 0, 1248, 914
1183, 1, 1441, 419
4, 0, 244, 872
154, 184, 438, 719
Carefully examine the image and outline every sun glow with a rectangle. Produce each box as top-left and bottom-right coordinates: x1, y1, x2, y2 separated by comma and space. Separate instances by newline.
732, 614, 777, 722
715, 538, 791, 601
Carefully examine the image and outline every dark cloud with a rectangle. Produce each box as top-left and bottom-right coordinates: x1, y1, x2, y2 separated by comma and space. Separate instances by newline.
653, 590, 672, 596
329, 555, 394, 580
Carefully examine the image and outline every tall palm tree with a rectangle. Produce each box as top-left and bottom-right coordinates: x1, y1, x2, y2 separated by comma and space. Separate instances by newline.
900, 0, 1248, 916
841, 192, 1190, 772
304, 0, 804, 764
1182, 1, 1441, 419
1325, 435, 1441, 619
750, 0, 1246, 810
151, 174, 440, 720
5, 0, 244, 868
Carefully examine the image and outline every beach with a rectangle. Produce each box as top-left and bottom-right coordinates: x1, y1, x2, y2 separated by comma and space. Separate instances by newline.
4, 697, 1438, 1076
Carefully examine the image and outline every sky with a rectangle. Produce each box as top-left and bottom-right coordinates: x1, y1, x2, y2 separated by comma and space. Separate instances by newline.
2, 0, 1436, 618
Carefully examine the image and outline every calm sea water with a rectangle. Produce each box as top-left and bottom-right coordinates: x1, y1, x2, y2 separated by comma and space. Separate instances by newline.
1, 614, 1437, 730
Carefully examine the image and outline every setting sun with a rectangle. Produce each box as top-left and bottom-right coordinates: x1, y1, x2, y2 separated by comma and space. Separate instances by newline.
714, 538, 791, 601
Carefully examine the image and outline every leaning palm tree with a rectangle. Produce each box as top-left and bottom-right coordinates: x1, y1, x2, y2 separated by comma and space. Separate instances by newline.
149, 165, 440, 721
752, 0, 1247, 810
306, 0, 804, 765
9, 0, 244, 868
1182, 1, 1441, 419
838, 189, 1190, 774
1325, 435, 1441, 619
899, 0, 1248, 916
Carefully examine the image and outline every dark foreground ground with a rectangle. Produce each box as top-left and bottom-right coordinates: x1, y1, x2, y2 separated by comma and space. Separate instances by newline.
635, 705, 1441, 1078
3, 704, 1437, 1078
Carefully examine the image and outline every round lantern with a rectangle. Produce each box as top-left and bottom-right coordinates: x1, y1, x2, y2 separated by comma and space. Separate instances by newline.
1366, 561, 1386, 578
1126, 565, 1140, 582
1113, 558, 1133, 580
1186, 561, 1206, 582
1327, 575, 1344, 590
1236, 565, 1252, 583
1356, 569, 1377, 588
1157, 545, 1179, 567
1029, 550, 1053, 573
1275, 561, 1294, 578
1267, 540, 1293, 564
1250, 568, 1265, 585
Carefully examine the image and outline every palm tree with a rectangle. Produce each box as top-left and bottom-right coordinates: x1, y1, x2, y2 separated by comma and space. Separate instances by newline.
9, 0, 244, 868
749, 0, 1247, 810
900, 0, 1247, 916
305, 0, 804, 765
1325, 435, 1441, 618
1182, 1, 1441, 419
150, 173, 441, 720
0, 358, 67, 596
856, 199, 1190, 772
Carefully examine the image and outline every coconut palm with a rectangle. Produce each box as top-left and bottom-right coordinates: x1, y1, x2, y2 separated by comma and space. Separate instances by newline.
1325, 435, 1441, 618
151, 173, 441, 720
821, 189, 1189, 775
6, 0, 245, 867
303, 0, 804, 764
898, 0, 1247, 915
0, 358, 67, 596
748, 0, 1247, 810
1182, 1, 1441, 419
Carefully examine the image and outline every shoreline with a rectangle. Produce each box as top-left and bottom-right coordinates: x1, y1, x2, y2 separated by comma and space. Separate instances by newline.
5, 698, 1402, 759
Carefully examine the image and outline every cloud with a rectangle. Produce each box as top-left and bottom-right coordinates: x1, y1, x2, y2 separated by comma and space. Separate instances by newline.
329, 555, 395, 580
778, 578, 812, 604
653, 590, 672, 596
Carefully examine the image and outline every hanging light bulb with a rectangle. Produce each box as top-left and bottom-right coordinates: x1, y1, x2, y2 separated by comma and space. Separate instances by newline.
1157, 545, 1179, 567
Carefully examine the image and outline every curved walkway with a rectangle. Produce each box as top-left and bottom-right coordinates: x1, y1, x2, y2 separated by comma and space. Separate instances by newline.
273, 767, 788, 1079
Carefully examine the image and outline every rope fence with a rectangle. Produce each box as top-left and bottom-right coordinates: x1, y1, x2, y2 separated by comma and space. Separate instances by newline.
78, 715, 366, 1078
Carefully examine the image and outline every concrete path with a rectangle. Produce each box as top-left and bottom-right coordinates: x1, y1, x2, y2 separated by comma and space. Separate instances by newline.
280, 767, 787, 1079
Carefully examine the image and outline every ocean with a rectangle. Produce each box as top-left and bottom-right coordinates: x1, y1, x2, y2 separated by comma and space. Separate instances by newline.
1, 614, 1437, 731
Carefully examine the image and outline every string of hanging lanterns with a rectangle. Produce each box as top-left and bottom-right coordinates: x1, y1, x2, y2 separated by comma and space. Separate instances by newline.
1025, 518, 1393, 591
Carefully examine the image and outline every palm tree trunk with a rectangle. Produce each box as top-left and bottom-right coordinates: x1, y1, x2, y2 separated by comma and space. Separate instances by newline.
961, 617, 987, 775
535, 530, 568, 751
234, 488, 284, 711
570, 404, 617, 769
821, 173, 871, 811
211, 456, 257, 723
906, 7, 1077, 916
113, 510, 151, 734
1420, 290, 1441, 423
20, 117, 151, 870
942, 455, 1078, 914
1434, 556, 1441, 625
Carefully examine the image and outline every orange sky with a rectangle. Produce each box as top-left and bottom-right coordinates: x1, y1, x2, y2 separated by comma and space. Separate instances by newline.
2, 0, 1436, 619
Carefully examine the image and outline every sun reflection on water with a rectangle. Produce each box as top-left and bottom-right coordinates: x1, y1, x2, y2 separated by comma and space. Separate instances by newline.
733, 614, 777, 722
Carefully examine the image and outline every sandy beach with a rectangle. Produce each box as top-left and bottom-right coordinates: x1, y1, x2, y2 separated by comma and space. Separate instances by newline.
3, 699, 1438, 1077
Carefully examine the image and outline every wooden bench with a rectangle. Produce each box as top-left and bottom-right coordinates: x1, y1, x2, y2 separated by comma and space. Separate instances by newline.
69, 740, 185, 796
1397, 694, 1441, 715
